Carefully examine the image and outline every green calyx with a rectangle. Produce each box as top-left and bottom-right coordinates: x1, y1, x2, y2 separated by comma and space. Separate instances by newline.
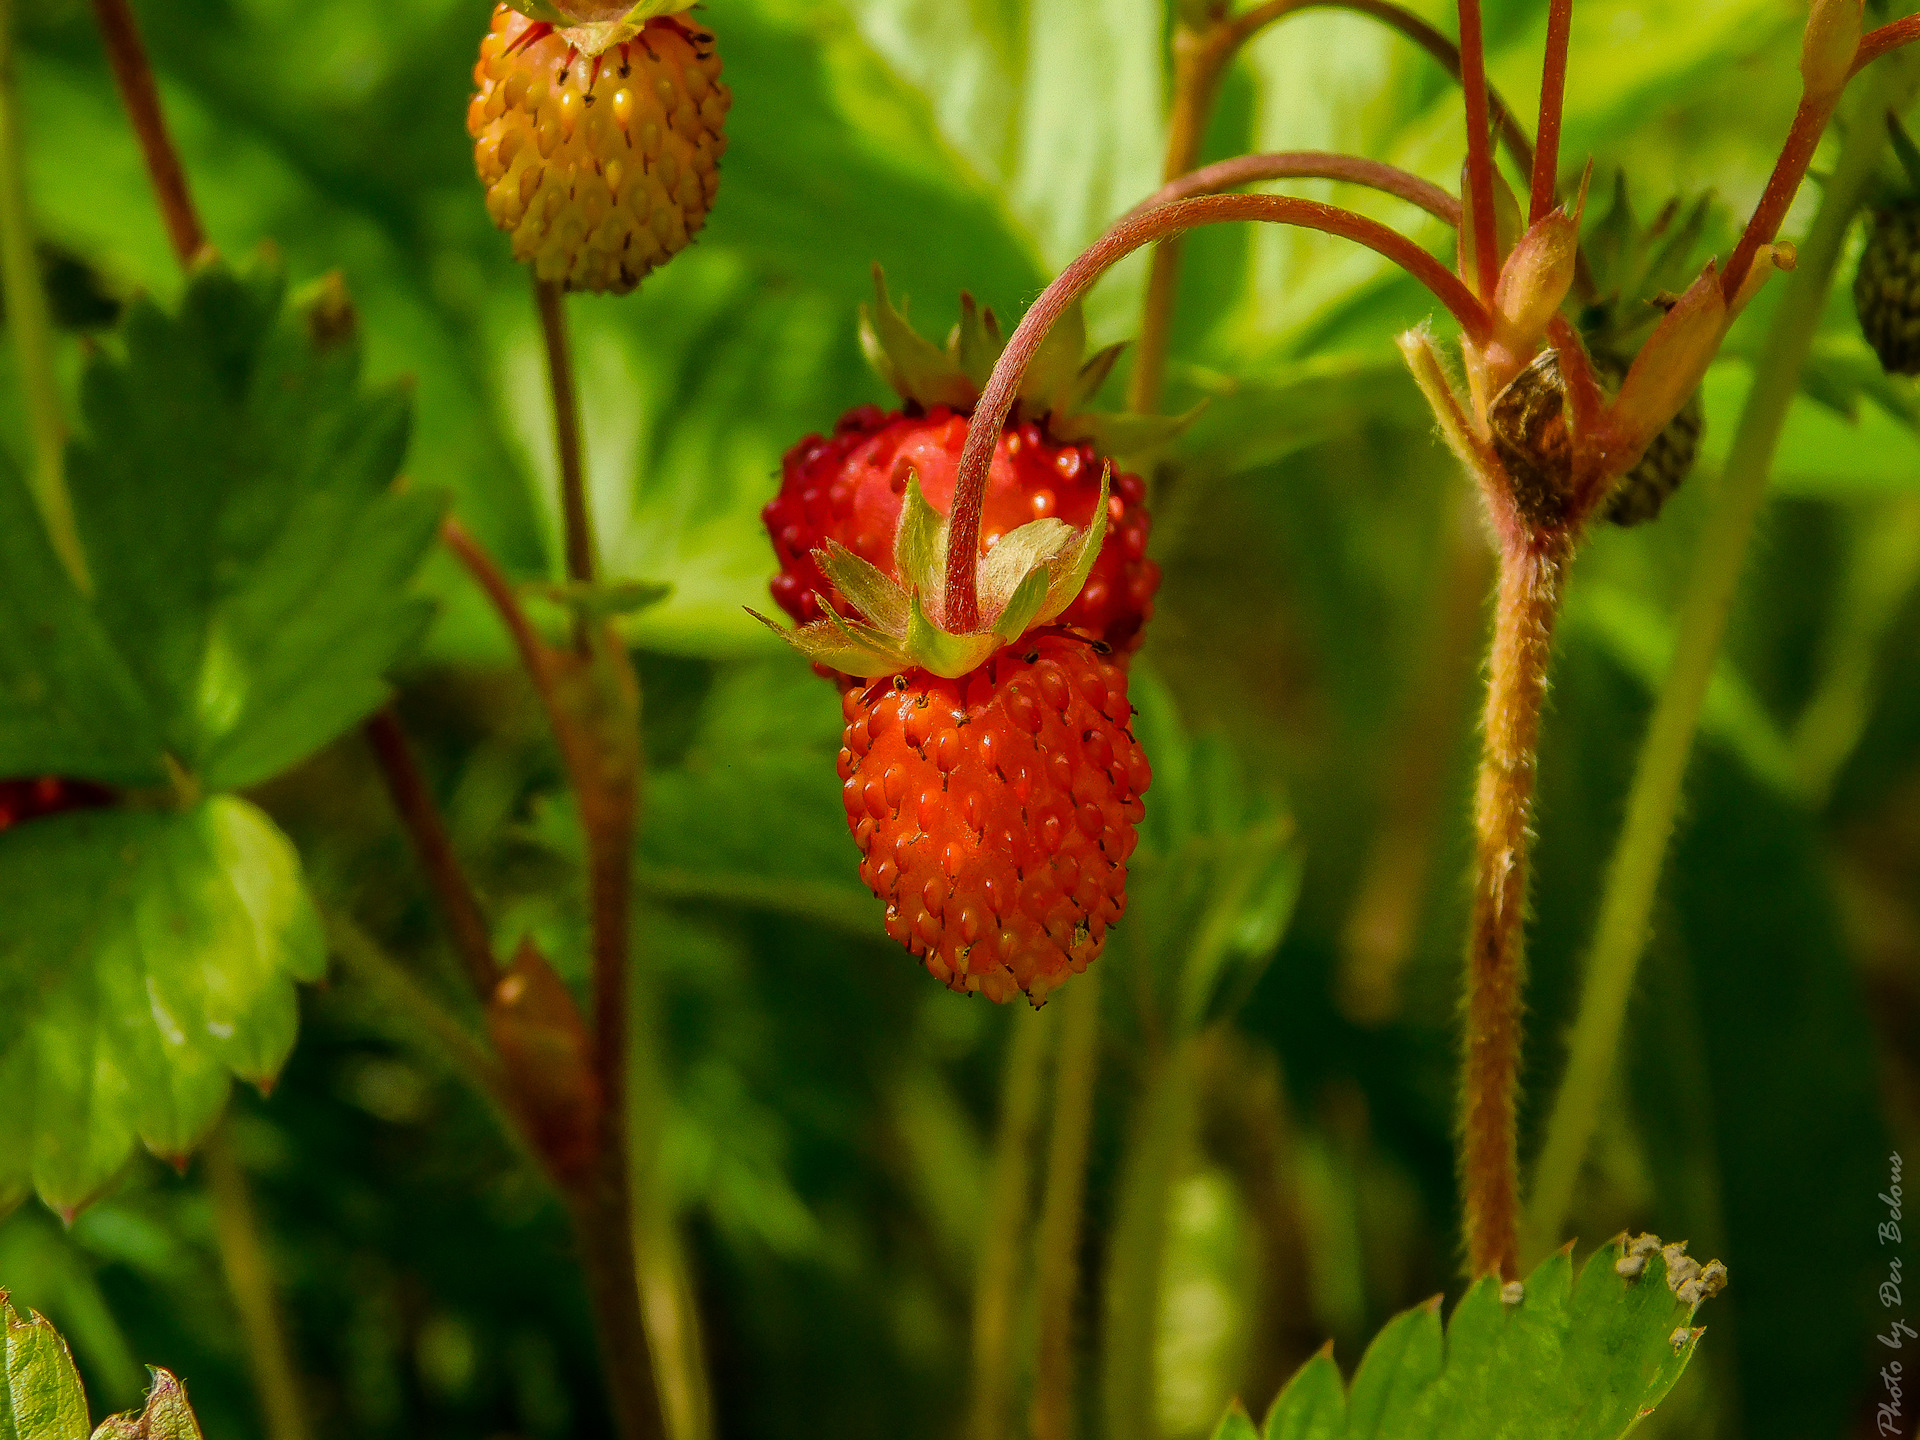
1577, 171, 1716, 351
857, 265, 1203, 455
503, 0, 698, 54
751, 468, 1110, 679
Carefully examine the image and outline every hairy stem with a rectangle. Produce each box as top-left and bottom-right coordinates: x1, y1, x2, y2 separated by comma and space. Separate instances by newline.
1530, 0, 1573, 223
946, 192, 1488, 630
88, 0, 204, 266
1029, 972, 1103, 1440
534, 275, 597, 598
203, 1127, 313, 1440
1463, 534, 1568, 1281
1523, 59, 1904, 1262
1129, 151, 1460, 227
1456, 0, 1498, 300
969, 1008, 1056, 1440
363, 709, 502, 1002
0, 0, 87, 592
1129, 0, 1529, 413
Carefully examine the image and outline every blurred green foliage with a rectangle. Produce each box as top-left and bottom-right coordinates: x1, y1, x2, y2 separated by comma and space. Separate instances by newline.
0, 0, 1918, 1438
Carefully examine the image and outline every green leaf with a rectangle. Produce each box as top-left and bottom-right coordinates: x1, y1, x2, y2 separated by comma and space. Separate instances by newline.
0, 1299, 88, 1440
0, 798, 324, 1216
1250, 1240, 1717, 1440
1209, 1400, 1259, 1440
88, 1371, 202, 1440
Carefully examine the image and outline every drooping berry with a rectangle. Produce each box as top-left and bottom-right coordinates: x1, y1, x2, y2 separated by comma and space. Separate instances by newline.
839, 633, 1149, 1004
469, 4, 730, 295
0, 777, 114, 832
765, 405, 1159, 657
1855, 205, 1920, 376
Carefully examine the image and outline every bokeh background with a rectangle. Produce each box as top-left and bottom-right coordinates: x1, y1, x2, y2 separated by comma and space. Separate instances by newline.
2, 0, 1917, 1436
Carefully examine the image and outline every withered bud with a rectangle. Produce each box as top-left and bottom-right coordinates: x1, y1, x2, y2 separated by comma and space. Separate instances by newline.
1488, 348, 1576, 529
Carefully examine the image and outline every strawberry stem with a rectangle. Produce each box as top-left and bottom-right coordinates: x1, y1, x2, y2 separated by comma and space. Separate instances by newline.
1723, 91, 1838, 304
1852, 13, 1920, 75
945, 193, 1491, 631
88, 0, 206, 266
534, 275, 599, 614
1130, 150, 1461, 226
1457, 0, 1500, 300
1529, 0, 1573, 224
1463, 531, 1569, 1281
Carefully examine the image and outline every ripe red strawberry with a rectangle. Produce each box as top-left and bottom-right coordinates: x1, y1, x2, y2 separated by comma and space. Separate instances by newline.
0, 777, 113, 832
764, 273, 1193, 662
839, 633, 1149, 1003
767, 406, 1157, 656
469, 4, 729, 294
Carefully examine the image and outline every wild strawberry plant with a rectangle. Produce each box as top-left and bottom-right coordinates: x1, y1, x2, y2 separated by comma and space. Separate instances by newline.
0, 0, 1917, 1437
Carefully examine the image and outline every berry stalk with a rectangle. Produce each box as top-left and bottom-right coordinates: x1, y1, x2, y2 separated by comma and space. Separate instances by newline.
1529, 0, 1573, 224
0, 0, 87, 593
1524, 56, 1908, 1262
1463, 532, 1568, 1281
945, 192, 1491, 631
535, 275, 599, 599
88, 0, 205, 266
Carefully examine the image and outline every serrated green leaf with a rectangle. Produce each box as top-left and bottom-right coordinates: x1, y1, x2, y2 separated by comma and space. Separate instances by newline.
88, 1371, 201, 1440
0, 798, 323, 1215
1246, 1240, 1716, 1440
1016, 299, 1087, 415
894, 473, 950, 607
861, 267, 975, 411
1, 1300, 89, 1440
817, 542, 910, 636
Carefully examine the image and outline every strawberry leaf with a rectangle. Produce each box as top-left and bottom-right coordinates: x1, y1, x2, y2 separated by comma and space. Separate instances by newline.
0, 1299, 88, 1440
0, 798, 324, 1216
1240, 1238, 1717, 1440
88, 1371, 202, 1440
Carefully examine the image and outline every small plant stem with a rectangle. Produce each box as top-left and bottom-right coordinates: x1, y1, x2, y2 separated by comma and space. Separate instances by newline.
1722, 92, 1837, 302
1523, 59, 1904, 1261
534, 276, 597, 602
1462, 532, 1568, 1281
363, 708, 502, 1002
946, 192, 1489, 629
88, 0, 204, 266
1456, 0, 1499, 300
968, 1008, 1057, 1440
1530, 0, 1573, 223
442, 516, 553, 685
1128, 0, 1528, 414
0, 0, 87, 592
203, 1126, 313, 1440
1854, 15, 1920, 77
1129, 151, 1460, 227
1029, 971, 1103, 1440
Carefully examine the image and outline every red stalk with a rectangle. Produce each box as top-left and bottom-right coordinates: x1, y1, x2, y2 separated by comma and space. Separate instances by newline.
1530, 0, 1573, 223
1852, 14, 1920, 76
1456, 0, 1500, 300
942, 193, 1489, 631
1129, 151, 1461, 227
1722, 92, 1835, 302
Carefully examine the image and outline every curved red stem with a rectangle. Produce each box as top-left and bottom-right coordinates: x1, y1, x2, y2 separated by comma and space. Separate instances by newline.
1129, 151, 1461, 227
1530, 0, 1573, 223
1722, 92, 1834, 303
1852, 14, 1920, 76
941, 193, 1490, 631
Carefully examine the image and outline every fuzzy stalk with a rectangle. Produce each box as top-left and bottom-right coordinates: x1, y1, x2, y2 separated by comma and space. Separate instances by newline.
1523, 56, 1906, 1262
1462, 532, 1568, 1281
1529, 0, 1573, 223
363, 708, 502, 1002
945, 192, 1490, 630
88, 0, 204, 266
204, 1127, 313, 1440
968, 1008, 1057, 1440
1029, 970, 1103, 1440
0, 0, 86, 592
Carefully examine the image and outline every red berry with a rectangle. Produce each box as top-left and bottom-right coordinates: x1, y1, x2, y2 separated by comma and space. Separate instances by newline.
764, 405, 1159, 658
839, 633, 1149, 1004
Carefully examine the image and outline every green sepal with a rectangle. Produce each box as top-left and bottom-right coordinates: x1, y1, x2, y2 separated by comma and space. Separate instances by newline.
950, 293, 1007, 391
977, 517, 1075, 618
989, 557, 1054, 646
528, 578, 672, 623
504, 0, 698, 48
1069, 341, 1127, 413
894, 473, 950, 609
1637, 194, 1713, 302
747, 607, 905, 678
1036, 465, 1110, 626
1016, 299, 1088, 414
1055, 400, 1208, 456
906, 592, 997, 678
860, 267, 975, 411
817, 541, 910, 636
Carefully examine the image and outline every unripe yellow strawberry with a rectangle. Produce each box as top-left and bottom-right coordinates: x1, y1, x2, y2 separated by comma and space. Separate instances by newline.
469, 4, 730, 295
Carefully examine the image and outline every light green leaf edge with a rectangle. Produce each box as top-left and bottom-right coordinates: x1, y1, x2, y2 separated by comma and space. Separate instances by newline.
1, 1297, 206, 1440
1240, 1237, 1716, 1440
